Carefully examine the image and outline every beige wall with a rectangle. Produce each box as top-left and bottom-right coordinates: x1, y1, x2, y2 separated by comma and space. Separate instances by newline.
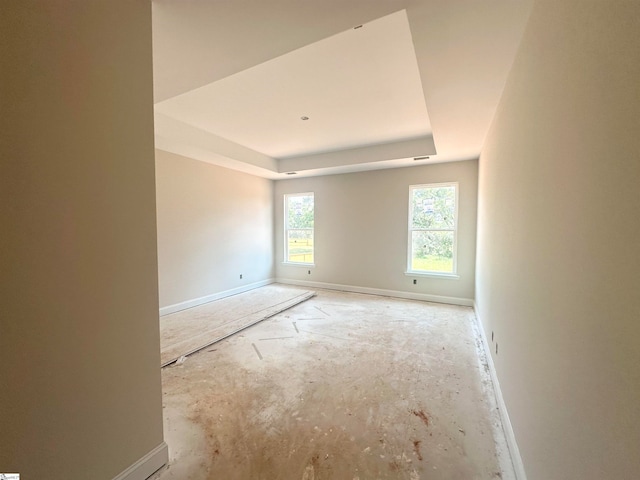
155, 150, 274, 309
275, 161, 478, 302
476, 1, 640, 478
0, 2, 165, 479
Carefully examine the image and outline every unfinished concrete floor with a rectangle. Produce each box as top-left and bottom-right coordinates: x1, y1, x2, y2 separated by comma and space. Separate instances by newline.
155, 286, 512, 480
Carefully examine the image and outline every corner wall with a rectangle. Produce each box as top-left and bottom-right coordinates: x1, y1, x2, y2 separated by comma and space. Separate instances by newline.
275, 161, 478, 303
0, 2, 166, 479
476, 1, 640, 478
155, 150, 274, 311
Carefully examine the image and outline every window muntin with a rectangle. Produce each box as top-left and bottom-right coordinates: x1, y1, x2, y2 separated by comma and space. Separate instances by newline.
285, 192, 314, 264
408, 183, 458, 274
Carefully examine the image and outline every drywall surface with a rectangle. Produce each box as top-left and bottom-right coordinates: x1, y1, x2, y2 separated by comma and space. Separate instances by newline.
476, 1, 640, 478
0, 2, 165, 479
275, 161, 478, 301
155, 150, 274, 309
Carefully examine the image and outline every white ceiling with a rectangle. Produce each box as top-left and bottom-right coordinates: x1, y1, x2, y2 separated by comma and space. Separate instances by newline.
152, 0, 533, 179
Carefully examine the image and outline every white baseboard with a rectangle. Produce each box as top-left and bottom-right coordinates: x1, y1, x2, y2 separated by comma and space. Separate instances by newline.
159, 278, 275, 316
473, 302, 527, 480
275, 278, 473, 307
112, 442, 168, 480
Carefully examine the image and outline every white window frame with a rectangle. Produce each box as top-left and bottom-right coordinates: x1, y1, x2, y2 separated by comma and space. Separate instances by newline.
406, 182, 459, 278
284, 192, 315, 266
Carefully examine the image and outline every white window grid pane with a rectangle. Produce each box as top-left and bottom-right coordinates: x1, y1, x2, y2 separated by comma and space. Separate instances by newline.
285, 193, 314, 264
408, 183, 458, 274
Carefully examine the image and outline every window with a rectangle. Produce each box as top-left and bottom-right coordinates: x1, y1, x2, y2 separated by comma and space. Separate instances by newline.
408, 183, 458, 274
284, 192, 314, 264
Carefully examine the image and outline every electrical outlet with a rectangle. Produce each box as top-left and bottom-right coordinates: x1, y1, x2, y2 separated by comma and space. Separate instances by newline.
491, 331, 494, 342
239, 274, 243, 279
308, 270, 311, 275
413, 279, 417, 285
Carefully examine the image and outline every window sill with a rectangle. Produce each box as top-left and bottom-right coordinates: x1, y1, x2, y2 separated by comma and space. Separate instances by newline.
405, 271, 459, 280
282, 262, 315, 268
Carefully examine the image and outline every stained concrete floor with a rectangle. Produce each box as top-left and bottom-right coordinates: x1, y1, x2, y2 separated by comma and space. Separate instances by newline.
154, 286, 513, 480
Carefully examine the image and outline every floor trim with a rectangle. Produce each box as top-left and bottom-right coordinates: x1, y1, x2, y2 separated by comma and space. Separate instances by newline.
112, 442, 168, 480
473, 302, 528, 480
276, 278, 473, 307
159, 278, 275, 316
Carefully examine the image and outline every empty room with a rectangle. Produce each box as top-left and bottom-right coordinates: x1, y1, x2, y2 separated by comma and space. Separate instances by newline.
2, 1, 638, 480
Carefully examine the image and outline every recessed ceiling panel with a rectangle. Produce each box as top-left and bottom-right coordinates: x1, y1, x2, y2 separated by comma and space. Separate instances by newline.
155, 10, 432, 159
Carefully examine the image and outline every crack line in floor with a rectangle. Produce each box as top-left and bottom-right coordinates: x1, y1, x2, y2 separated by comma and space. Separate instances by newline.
251, 343, 263, 360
